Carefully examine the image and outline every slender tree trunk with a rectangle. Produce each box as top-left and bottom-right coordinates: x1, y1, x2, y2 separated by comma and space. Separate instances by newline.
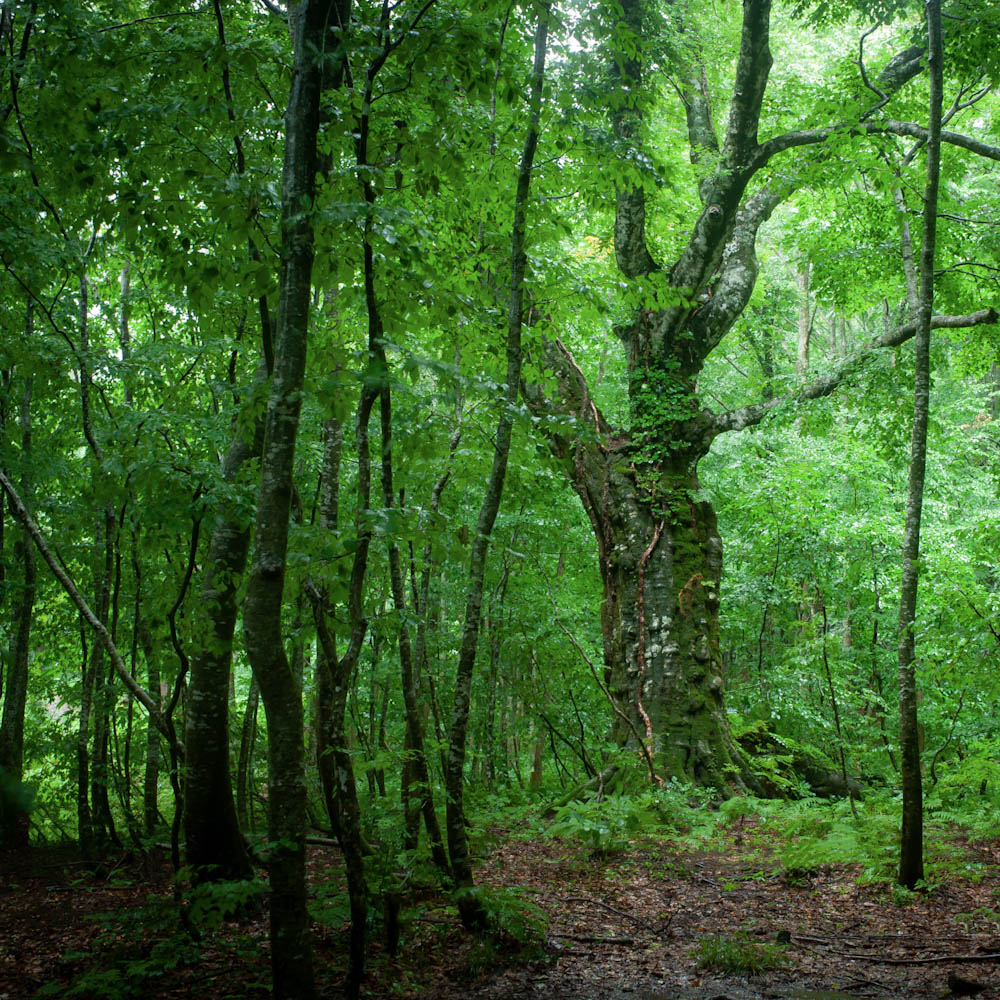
446, 6, 550, 930
77, 620, 96, 860
183, 0, 283, 882
0, 355, 34, 848
184, 392, 264, 880
309, 409, 370, 995
796, 263, 811, 379
236, 674, 259, 833
243, 4, 348, 995
135, 614, 162, 835
897, 0, 942, 891
378, 386, 449, 874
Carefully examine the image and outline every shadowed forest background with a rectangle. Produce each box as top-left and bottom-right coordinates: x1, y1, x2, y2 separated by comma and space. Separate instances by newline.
2, 0, 1000, 997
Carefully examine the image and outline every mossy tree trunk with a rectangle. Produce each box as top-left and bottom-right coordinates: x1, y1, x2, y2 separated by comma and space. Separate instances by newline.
525, 0, 994, 793
897, 0, 943, 891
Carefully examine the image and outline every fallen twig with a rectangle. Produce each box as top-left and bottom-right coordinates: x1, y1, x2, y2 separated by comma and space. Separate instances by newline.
833, 950, 1000, 965
564, 895, 662, 934
549, 932, 635, 945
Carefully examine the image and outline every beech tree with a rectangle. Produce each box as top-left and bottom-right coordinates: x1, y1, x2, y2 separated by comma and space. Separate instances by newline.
525, 0, 998, 791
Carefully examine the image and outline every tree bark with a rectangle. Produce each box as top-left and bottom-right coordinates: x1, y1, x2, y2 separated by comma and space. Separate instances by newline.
446, 5, 550, 930
0, 354, 34, 848
183, 0, 278, 885
897, 0, 943, 891
527, 349, 761, 789
523, 0, 998, 796
311, 411, 369, 996
242, 3, 348, 996
184, 409, 262, 881
236, 673, 259, 833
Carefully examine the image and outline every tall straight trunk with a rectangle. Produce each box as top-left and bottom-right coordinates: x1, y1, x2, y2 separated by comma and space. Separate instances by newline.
897, 0, 942, 891
236, 673, 260, 833
184, 0, 279, 884
91, 510, 120, 851
795, 263, 810, 379
135, 614, 162, 834
82, 500, 115, 855
184, 392, 264, 881
378, 381, 449, 874
0, 354, 35, 848
77, 621, 95, 859
242, 4, 347, 996
446, 7, 549, 930
311, 404, 370, 996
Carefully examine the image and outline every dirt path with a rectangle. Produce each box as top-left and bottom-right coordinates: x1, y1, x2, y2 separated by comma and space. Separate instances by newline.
3, 822, 999, 999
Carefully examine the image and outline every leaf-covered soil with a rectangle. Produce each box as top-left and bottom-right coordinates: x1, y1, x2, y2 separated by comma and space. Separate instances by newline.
3, 819, 1000, 1000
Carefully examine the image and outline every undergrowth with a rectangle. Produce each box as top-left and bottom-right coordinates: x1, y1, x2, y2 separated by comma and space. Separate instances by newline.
37, 875, 265, 1000
695, 931, 788, 974
539, 772, 996, 897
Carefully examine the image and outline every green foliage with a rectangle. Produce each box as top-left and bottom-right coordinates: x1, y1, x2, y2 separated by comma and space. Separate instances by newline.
37, 876, 266, 999
695, 931, 788, 974
0, 765, 36, 823
452, 884, 550, 978
546, 787, 692, 853
38, 896, 202, 1000
185, 877, 264, 933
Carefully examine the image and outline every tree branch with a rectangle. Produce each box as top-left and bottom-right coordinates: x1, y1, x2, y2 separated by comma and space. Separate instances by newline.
686, 188, 783, 363
750, 119, 1000, 174
712, 308, 999, 436
721, 0, 772, 170
0, 469, 175, 746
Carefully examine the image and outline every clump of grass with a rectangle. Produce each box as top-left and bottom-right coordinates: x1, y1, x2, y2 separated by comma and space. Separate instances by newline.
695, 931, 787, 975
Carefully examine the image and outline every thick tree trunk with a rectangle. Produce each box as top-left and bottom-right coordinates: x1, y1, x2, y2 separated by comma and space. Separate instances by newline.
569, 433, 759, 791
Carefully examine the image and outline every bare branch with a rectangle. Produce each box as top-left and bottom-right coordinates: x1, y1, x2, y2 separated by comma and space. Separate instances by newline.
712, 308, 1000, 437
0, 469, 175, 746
749, 119, 1000, 173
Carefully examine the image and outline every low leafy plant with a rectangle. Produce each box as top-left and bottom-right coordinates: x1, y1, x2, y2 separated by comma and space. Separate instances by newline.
695, 931, 788, 974
545, 784, 700, 853
454, 885, 549, 946
451, 886, 550, 981
37, 877, 265, 999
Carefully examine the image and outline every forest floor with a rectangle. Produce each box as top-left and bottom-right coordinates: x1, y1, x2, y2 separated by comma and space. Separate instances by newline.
3, 815, 1000, 1000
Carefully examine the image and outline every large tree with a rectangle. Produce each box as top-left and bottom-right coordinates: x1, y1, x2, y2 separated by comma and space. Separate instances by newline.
526, 0, 998, 791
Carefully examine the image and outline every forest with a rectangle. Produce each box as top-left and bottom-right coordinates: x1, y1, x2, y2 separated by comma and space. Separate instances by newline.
1, 0, 1000, 997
